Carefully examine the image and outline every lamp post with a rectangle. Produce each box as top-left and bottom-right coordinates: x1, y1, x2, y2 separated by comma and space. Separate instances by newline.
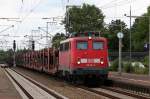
117, 32, 124, 75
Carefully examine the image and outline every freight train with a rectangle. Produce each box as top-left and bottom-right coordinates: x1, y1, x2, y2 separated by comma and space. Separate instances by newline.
16, 32, 109, 83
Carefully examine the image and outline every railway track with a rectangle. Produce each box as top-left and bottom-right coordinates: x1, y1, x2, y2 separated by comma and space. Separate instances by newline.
5, 68, 68, 99
99, 86, 150, 99
79, 86, 150, 99
9, 68, 125, 99
110, 80, 150, 98
10, 67, 150, 99
79, 86, 123, 99
78, 80, 150, 99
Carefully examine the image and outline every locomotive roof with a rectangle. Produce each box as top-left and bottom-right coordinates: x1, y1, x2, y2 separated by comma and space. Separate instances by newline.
60, 37, 107, 44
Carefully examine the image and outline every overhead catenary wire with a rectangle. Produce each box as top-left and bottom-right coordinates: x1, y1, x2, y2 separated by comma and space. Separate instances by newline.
0, 0, 44, 41
10, 0, 44, 46
19, 0, 43, 23
99, 0, 121, 8
14, 0, 43, 29
0, 25, 14, 34
99, 0, 138, 10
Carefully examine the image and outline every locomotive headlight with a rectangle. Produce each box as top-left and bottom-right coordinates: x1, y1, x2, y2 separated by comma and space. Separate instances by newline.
100, 61, 104, 64
89, 36, 92, 40
77, 57, 81, 64
77, 61, 81, 64
100, 58, 104, 64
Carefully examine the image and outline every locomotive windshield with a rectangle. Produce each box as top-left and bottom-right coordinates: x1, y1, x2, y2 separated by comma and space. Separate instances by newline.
93, 41, 104, 50
77, 41, 88, 50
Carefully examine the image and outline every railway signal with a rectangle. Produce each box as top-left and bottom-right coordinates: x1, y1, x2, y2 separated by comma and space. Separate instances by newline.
13, 40, 16, 51
32, 40, 35, 51
13, 40, 16, 67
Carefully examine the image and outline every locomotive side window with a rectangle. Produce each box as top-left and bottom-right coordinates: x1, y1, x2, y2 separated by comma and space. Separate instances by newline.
60, 42, 70, 51
93, 41, 104, 50
60, 44, 63, 51
77, 41, 88, 50
64, 42, 69, 51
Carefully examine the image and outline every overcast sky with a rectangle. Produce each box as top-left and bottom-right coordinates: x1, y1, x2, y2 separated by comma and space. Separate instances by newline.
0, 0, 149, 50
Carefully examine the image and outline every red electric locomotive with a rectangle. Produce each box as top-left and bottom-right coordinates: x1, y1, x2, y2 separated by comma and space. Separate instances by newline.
17, 32, 109, 84
58, 32, 109, 81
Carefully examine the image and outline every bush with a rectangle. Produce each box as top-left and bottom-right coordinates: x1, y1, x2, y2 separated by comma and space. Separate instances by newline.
109, 58, 148, 75
123, 62, 133, 73
133, 63, 148, 74
109, 59, 119, 71
143, 67, 149, 74
143, 56, 148, 68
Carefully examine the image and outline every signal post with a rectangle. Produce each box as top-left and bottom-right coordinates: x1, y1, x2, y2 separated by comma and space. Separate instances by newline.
13, 40, 16, 67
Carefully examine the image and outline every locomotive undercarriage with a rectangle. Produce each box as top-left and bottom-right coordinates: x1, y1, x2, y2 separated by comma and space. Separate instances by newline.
56, 67, 108, 85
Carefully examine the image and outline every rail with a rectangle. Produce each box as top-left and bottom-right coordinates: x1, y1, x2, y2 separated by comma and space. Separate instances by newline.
112, 80, 150, 98
6, 68, 68, 99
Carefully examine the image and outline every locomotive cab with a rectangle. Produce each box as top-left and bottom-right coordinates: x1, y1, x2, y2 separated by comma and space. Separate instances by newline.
59, 32, 109, 81
72, 37, 108, 79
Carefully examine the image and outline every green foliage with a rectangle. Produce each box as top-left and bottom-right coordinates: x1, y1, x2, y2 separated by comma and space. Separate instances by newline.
109, 59, 148, 74
16, 49, 28, 66
0, 49, 29, 66
62, 5, 150, 52
52, 33, 66, 49
107, 19, 129, 52
144, 67, 149, 74
109, 59, 118, 71
123, 62, 133, 73
0, 49, 13, 66
63, 3, 104, 33
132, 63, 148, 74
142, 56, 148, 68
131, 6, 150, 51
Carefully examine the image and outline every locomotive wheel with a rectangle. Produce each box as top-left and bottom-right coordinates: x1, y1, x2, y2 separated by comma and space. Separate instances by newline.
84, 76, 102, 86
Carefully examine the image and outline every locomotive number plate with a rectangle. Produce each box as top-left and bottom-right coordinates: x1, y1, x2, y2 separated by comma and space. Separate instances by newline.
81, 59, 87, 63
88, 59, 94, 63
87, 59, 100, 63
94, 59, 100, 63
81, 58, 100, 63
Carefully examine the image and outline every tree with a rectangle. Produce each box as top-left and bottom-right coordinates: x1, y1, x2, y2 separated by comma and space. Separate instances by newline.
0, 49, 13, 66
63, 3, 105, 33
15, 49, 28, 66
107, 19, 129, 51
131, 6, 150, 51
52, 33, 66, 49
5, 49, 13, 66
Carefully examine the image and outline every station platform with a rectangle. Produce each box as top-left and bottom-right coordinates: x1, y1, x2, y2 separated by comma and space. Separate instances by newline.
109, 72, 150, 87
0, 67, 21, 99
